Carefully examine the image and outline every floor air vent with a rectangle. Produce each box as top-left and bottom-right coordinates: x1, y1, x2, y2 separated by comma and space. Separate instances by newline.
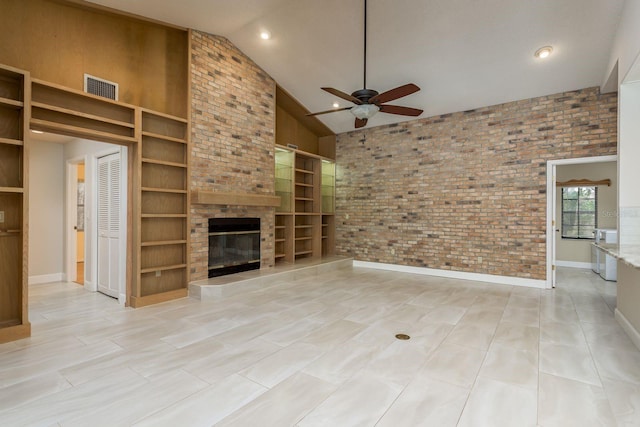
84, 74, 118, 101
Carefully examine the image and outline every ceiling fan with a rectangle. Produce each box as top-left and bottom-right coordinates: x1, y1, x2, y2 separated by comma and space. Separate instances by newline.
307, 0, 423, 129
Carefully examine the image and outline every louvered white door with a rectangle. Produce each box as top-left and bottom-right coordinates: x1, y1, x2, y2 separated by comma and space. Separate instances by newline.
97, 153, 121, 298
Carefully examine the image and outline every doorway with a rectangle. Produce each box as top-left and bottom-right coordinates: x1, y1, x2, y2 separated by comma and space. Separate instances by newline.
26, 135, 129, 304
67, 159, 86, 286
546, 155, 617, 288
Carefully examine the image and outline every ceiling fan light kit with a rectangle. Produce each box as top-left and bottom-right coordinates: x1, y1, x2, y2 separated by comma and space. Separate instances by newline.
351, 103, 380, 119
307, 0, 423, 129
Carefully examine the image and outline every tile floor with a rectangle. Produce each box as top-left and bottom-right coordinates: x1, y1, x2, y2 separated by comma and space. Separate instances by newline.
1, 266, 639, 426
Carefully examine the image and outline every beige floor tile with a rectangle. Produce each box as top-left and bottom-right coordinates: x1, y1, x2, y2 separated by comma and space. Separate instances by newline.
376, 376, 469, 427
420, 343, 486, 388
133, 374, 267, 427
240, 342, 323, 388
602, 378, 640, 426
492, 321, 539, 352
539, 342, 601, 386
457, 377, 537, 427
478, 343, 538, 389
298, 374, 402, 426
538, 373, 615, 427
215, 373, 336, 426
443, 322, 497, 350
539, 320, 588, 347
591, 346, 640, 384
0, 266, 630, 425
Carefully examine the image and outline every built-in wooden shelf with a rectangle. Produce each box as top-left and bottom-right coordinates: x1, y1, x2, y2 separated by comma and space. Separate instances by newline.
0, 63, 29, 344
0, 187, 23, 193
31, 102, 134, 128
141, 213, 187, 218
141, 131, 187, 144
140, 263, 187, 274
141, 158, 187, 168
0, 96, 23, 109
0, 137, 23, 146
295, 168, 314, 174
191, 190, 280, 207
141, 240, 187, 247
30, 118, 137, 145
141, 187, 188, 194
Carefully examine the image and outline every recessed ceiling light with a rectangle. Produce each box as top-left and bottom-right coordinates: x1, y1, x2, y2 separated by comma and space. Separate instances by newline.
260, 31, 271, 40
333, 102, 340, 108
535, 46, 553, 59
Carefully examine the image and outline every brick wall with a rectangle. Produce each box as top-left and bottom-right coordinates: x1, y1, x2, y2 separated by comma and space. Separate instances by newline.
190, 31, 276, 281
336, 87, 617, 280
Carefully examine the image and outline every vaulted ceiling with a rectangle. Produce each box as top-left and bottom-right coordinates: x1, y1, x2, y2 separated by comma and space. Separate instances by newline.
86, 0, 624, 134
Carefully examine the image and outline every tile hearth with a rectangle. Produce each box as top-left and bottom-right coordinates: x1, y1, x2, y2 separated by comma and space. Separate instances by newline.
0, 266, 637, 426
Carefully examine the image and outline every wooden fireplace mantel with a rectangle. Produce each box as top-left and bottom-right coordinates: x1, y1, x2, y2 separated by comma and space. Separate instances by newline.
191, 190, 281, 207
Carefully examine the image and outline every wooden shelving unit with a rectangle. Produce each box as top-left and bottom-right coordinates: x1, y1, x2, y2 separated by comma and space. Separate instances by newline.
321, 160, 336, 256
134, 110, 190, 307
28, 76, 190, 310
274, 145, 335, 264
31, 79, 136, 145
0, 64, 30, 343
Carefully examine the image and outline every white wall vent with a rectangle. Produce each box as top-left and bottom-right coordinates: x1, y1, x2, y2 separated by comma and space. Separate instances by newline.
84, 74, 118, 101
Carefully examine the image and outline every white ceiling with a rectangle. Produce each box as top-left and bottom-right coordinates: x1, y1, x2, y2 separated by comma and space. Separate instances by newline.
86, 0, 624, 134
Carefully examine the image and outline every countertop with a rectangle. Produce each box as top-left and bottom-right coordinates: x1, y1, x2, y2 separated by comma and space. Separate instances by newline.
593, 242, 640, 269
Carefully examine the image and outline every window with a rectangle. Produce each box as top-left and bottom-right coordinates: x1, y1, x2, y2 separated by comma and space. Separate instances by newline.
561, 186, 597, 239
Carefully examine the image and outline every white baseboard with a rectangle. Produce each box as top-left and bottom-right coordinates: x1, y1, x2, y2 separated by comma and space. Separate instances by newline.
352, 261, 547, 289
615, 308, 640, 351
556, 261, 592, 269
29, 273, 65, 285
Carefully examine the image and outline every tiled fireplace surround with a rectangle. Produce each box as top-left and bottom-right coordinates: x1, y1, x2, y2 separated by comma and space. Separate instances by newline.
188, 31, 617, 285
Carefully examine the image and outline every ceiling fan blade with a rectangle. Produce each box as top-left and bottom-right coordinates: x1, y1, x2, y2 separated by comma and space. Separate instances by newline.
322, 87, 362, 105
306, 107, 351, 117
355, 118, 368, 128
370, 83, 420, 105
379, 104, 423, 117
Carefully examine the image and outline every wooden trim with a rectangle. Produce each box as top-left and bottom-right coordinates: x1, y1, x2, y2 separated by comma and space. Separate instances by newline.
0, 323, 31, 344
32, 101, 135, 128
30, 118, 137, 145
556, 178, 611, 187
191, 190, 281, 207
0, 96, 24, 109
276, 144, 334, 162
31, 78, 138, 109
0, 137, 24, 146
132, 107, 143, 305
0, 187, 24, 193
129, 288, 188, 308
141, 131, 187, 144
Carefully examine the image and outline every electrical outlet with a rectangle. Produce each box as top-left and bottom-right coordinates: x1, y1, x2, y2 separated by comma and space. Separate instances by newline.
0, 211, 4, 223
155, 270, 161, 277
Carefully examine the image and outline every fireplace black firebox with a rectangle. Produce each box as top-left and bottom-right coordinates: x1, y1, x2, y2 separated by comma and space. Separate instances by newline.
208, 218, 260, 278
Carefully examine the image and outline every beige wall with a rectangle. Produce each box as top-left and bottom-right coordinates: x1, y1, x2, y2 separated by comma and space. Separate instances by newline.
28, 141, 64, 279
336, 87, 617, 280
555, 161, 617, 264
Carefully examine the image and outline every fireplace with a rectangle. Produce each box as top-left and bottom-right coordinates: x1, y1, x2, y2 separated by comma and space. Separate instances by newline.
208, 218, 261, 278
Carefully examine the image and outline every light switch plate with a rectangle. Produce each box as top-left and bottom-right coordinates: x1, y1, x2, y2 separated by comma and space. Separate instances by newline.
0, 211, 4, 223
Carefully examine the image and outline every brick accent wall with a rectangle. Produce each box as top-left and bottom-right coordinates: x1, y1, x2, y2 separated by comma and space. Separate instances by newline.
190, 31, 276, 282
336, 87, 617, 280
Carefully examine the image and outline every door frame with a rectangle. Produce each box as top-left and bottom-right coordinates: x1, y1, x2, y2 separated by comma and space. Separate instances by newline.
65, 156, 86, 285
546, 155, 618, 288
